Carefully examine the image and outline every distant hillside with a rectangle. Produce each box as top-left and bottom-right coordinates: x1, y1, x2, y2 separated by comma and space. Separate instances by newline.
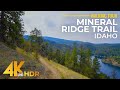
24, 35, 81, 45
43, 36, 120, 57
24, 35, 95, 51
23, 35, 120, 57
43, 36, 83, 46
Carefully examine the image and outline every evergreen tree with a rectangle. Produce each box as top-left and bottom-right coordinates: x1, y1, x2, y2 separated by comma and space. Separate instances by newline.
0, 11, 25, 48
84, 49, 94, 78
70, 44, 77, 69
93, 57, 101, 75
39, 42, 48, 57
60, 53, 65, 65
65, 44, 78, 69
85, 49, 92, 67
54, 49, 61, 63
79, 46, 86, 73
30, 28, 43, 61
48, 47, 53, 60
79, 46, 95, 78
30, 28, 43, 45
64, 49, 70, 67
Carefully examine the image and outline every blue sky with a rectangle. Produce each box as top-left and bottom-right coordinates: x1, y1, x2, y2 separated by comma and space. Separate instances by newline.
22, 11, 120, 44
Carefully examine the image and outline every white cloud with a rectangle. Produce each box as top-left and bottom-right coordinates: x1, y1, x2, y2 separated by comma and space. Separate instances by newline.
22, 11, 120, 43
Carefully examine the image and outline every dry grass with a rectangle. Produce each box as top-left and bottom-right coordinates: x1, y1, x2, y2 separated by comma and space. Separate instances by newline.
39, 56, 89, 79
0, 42, 88, 79
0, 42, 47, 79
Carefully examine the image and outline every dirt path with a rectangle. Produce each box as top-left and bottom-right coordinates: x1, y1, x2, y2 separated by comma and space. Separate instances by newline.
39, 56, 61, 79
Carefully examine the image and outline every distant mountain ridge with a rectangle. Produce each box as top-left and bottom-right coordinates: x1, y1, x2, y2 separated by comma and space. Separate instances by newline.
24, 35, 93, 46
23, 35, 120, 57
43, 36, 82, 46
23, 35, 120, 46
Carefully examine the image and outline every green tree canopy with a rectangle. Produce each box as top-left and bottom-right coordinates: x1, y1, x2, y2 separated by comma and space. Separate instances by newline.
0, 11, 25, 48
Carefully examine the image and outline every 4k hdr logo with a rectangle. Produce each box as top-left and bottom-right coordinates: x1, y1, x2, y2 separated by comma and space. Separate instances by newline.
3, 61, 40, 77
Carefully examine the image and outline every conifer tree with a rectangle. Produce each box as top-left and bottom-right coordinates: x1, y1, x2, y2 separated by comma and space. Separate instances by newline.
30, 28, 43, 61
65, 49, 70, 67
0, 11, 25, 48
93, 57, 100, 73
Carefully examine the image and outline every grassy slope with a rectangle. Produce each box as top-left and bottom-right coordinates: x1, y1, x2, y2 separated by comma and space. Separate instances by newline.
39, 56, 89, 79
0, 42, 48, 79
0, 42, 88, 79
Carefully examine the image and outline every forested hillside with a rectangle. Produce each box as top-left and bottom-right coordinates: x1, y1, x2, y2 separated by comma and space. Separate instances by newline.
0, 11, 88, 79
25, 35, 120, 58
1, 11, 119, 79
24, 34, 109, 79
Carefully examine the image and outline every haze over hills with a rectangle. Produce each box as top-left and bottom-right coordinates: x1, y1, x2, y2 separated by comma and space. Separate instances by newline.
43, 36, 83, 45
24, 35, 94, 45
24, 35, 120, 57
24, 35, 120, 45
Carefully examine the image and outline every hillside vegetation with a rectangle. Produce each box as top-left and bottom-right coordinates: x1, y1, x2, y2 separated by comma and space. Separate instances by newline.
39, 56, 88, 79
0, 11, 107, 79
0, 42, 48, 79
0, 42, 88, 79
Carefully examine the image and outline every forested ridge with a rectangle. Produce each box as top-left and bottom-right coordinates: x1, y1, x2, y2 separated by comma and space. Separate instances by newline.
0, 11, 88, 79
25, 35, 120, 58
0, 11, 120, 79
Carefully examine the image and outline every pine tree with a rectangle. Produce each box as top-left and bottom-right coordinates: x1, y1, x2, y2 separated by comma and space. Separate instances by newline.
70, 44, 77, 69
65, 44, 78, 69
93, 57, 100, 74
79, 46, 86, 64
39, 42, 48, 57
85, 49, 92, 66
60, 53, 65, 65
79, 46, 95, 78
30, 28, 43, 61
0, 11, 25, 48
30, 28, 43, 44
65, 49, 70, 67
79, 46, 86, 73
48, 47, 53, 60
83, 49, 94, 78
54, 49, 61, 63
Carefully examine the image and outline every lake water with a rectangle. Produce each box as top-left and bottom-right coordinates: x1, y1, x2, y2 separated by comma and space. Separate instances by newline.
91, 56, 120, 79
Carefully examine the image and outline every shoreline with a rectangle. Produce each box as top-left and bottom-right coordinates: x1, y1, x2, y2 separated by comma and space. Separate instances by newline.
102, 59, 120, 68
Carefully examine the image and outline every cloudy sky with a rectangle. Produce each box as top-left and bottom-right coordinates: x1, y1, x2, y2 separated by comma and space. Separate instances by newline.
22, 11, 120, 44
